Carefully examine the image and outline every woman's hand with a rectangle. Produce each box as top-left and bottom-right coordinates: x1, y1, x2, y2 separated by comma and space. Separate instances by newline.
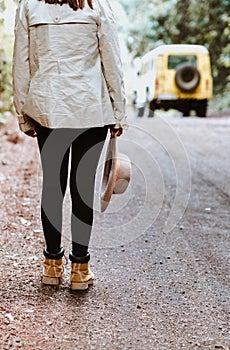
25, 130, 37, 138
110, 126, 123, 138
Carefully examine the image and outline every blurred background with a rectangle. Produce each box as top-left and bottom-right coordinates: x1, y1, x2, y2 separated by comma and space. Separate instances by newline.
0, 0, 229, 123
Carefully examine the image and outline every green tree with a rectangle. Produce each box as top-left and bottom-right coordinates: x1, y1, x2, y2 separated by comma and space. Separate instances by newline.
0, 0, 16, 116
157, 0, 230, 93
118, 0, 229, 94
0, 0, 6, 13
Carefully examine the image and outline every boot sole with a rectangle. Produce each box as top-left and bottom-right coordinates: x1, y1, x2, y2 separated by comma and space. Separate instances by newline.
71, 280, 94, 291
42, 276, 60, 286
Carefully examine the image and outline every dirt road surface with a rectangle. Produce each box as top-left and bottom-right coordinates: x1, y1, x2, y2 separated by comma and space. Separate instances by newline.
0, 109, 229, 349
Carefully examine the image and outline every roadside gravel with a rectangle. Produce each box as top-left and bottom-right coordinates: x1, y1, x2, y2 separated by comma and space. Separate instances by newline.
0, 112, 229, 349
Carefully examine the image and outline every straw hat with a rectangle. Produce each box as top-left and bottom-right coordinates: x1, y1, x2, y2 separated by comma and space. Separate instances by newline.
100, 136, 131, 212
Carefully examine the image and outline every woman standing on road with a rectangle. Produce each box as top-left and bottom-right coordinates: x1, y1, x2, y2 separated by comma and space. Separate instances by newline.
13, 0, 127, 290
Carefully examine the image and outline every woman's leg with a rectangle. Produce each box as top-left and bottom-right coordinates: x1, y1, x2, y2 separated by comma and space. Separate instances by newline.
70, 126, 108, 257
35, 122, 70, 254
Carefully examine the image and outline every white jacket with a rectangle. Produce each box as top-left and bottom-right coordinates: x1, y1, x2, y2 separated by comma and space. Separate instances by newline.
13, 0, 127, 132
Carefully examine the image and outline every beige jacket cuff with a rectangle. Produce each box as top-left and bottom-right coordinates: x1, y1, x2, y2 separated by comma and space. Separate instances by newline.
111, 101, 128, 129
114, 113, 128, 130
18, 115, 35, 133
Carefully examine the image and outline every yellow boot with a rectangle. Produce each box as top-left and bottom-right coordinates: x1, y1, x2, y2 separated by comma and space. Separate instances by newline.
42, 247, 64, 286
69, 253, 94, 290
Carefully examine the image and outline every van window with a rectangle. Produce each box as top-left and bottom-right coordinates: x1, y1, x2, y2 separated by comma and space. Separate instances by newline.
140, 59, 154, 75
168, 55, 197, 69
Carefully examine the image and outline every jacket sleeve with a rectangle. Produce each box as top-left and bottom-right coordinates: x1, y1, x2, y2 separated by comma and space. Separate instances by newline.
12, 0, 35, 133
97, 0, 128, 129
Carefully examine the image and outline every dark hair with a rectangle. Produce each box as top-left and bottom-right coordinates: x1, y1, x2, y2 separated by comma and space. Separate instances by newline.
38, 0, 93, 11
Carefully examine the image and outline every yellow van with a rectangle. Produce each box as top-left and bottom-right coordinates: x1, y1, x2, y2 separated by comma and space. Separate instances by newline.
134, 44, 213, 117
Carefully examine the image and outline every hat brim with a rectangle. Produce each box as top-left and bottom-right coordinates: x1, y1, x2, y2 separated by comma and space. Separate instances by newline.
113, 153, 131, 194
100, 137, 119, 212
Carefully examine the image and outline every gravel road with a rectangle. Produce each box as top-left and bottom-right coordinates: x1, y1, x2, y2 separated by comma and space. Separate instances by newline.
0, 109, 229, 350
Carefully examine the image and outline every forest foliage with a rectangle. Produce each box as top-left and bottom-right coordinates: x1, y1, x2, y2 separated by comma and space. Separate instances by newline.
117, 0, 230, 96
0, 0, 14, 118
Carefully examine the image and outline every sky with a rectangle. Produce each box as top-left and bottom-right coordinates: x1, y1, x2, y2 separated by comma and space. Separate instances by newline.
0, 0, 17, 36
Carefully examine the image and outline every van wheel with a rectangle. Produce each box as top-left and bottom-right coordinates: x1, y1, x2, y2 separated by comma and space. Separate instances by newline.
182, 110, 190, 117
148, 102, 155, 118
136, 106, 145, 117
149, 101, 157, 117
148, 108, 154, 117
197, 100, 207, 118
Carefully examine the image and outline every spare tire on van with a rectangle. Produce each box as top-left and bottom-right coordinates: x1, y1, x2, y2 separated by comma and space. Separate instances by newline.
175, 63, 200, 92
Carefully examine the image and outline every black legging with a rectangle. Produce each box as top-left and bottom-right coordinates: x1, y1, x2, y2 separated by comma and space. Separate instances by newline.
35, 121, 108, 257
